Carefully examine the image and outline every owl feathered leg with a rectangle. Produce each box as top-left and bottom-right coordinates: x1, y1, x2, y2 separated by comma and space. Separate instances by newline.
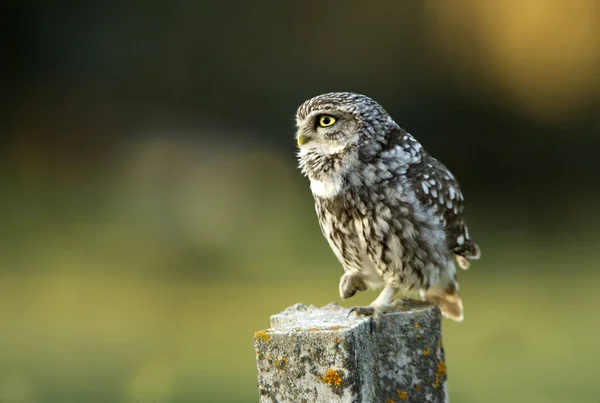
348, 284, 400, 332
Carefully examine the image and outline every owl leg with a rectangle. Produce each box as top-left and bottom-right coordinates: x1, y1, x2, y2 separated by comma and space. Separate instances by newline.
339, 272, 368, 299
347, 284, 398, 332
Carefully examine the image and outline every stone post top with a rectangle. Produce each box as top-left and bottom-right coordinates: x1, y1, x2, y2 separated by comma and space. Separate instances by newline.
269, 300, 438, 331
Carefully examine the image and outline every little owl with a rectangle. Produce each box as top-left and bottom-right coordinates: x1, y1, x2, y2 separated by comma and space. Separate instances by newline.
295, 92, 480, 326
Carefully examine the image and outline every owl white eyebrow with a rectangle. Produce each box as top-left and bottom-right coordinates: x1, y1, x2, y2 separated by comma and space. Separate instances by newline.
307, 110, 336, 119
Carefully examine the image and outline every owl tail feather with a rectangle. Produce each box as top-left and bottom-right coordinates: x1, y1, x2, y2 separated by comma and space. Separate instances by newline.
421, 286, 464, 322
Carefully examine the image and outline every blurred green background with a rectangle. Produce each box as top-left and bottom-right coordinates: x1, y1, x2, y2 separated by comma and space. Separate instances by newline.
1, 1, 599, 402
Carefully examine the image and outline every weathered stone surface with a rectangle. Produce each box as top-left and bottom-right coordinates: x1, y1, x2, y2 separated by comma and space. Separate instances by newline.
254, 301, 449, 403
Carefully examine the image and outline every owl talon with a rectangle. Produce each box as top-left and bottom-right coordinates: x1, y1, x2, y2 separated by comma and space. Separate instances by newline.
369, 313, 386, 332
347, 306, 384, 332
347, 306, 375, 318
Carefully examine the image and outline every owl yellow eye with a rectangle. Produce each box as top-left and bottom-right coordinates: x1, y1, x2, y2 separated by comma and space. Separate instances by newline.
318, 115, 337, 127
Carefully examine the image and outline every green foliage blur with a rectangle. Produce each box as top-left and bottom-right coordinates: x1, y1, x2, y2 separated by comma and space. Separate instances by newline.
1, 1, 599, 402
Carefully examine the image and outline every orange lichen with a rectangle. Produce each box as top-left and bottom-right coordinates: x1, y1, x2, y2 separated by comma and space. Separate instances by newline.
265, 353, 271, 362
274, 356, 289, 369
438, 361, 447, 375
414, 384, 422, 392
333, 337, 340, 344
434, 360, 447, 388
386, 399, 395, 403
397, 391, 408, 400
254, 331, 272, 342
422, 348, 430, 356
322, 369, 343, 386
308, 327, 319, 332
328, 325, 347, 331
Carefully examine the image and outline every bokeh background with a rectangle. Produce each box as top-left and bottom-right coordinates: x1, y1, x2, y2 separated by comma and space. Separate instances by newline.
2, 1, 599, 402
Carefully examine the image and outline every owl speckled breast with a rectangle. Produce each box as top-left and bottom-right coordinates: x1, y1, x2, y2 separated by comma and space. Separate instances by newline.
314, 192, 384, 288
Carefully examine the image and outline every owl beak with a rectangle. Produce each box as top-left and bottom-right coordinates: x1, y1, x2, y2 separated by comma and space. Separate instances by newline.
297, 132, 311, 147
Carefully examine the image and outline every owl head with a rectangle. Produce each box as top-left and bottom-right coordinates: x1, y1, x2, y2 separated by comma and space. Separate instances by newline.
295, 92, 398, 180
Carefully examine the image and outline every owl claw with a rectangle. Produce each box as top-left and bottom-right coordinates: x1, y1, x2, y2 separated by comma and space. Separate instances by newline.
347, 306, 383, 333
347, 299, 408, 332
347, 306, 375, 317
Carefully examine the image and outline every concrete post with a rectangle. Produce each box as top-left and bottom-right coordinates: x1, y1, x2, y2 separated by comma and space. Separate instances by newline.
254, 301, 449, 403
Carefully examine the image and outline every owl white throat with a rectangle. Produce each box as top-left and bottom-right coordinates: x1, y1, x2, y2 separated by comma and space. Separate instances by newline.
298, 142, 354, 199
309, 176, 344, 199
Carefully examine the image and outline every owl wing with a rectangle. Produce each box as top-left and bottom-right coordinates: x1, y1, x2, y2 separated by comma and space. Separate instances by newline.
406, 150, 481, 266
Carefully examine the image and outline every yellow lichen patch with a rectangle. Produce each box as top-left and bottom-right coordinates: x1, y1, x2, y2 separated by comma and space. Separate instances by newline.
434, 360, 447, 388
322, 369, 343, 387
308, 327, 319, 332
333, 337, 340, 344
274, 356, 289, 370
422, 348, 430, 356
328, 325, 347, 331
436, 339, 441, 347
414, 322, 420, 329
397, 390, 408, 400
414, 384, 422, 392
386, 399, 395, 403
254, 331, 272, 343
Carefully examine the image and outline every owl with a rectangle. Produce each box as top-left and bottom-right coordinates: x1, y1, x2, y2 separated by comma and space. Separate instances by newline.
295, 92, 480, 326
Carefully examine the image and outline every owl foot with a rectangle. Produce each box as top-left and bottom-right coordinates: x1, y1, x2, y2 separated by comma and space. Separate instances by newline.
347, 306, 378, 332
339, 273, 368, 299
347, 284, 399, 332
347, 301, 405, 333
347, 305, 376, 317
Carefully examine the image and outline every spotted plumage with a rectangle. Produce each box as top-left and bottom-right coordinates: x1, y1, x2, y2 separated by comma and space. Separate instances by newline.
295, 92, 480, 323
